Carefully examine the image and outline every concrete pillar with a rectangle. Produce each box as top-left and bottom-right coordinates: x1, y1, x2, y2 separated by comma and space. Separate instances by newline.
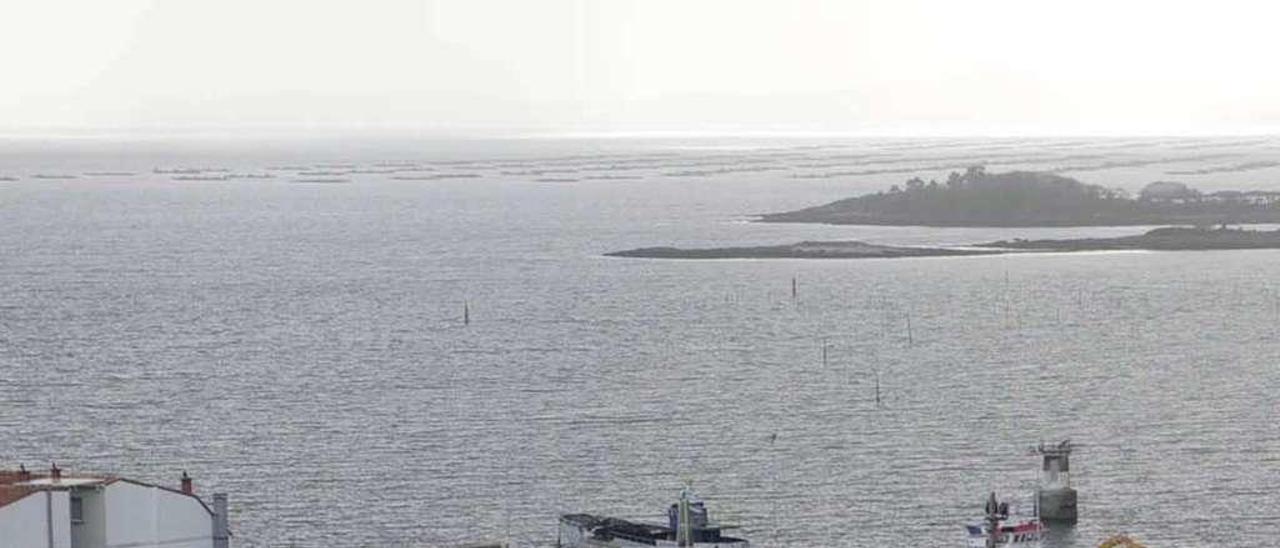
46, 491, 55, 548
213, 493, 230, 548
1037, 487, 1078, 523
1032, 440, 1077, 523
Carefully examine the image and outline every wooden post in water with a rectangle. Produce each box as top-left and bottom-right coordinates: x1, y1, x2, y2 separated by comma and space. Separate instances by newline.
767, 432, 779, 544
905, 314, 913, 346
874, 367, 882, 409
1004, 297, 1011, 329
792, 276, 798, 301
464, 301, 470, 326
1257, 287, 1274, 334
1002, 269, 1012, 329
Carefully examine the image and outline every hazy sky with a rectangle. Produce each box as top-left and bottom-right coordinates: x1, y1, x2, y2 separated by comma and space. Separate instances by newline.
4, 0, 1280, 135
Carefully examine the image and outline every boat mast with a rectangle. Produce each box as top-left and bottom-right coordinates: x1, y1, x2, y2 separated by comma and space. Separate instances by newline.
677, 485, 693, 546
985, 491, 1000, 548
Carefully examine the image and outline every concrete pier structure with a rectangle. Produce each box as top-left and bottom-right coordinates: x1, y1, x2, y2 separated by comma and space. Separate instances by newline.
1033, 441, 1078, 523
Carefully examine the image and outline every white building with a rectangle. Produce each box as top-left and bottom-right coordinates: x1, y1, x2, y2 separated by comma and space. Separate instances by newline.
0, 466, 229, 548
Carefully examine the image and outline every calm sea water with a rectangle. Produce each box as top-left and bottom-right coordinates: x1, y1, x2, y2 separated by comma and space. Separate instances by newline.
2, 136, 1279, 547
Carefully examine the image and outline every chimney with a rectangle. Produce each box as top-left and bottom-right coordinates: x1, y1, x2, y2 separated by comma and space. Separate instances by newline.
50, 463, 62, 482
212, 493, 230, 548
181, 471, 194, 495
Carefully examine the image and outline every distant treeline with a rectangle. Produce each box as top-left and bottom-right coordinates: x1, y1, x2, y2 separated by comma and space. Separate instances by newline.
761, 166, 1280, 227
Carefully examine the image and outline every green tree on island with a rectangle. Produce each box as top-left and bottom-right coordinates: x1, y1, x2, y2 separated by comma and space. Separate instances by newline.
762, 166, 1280, 227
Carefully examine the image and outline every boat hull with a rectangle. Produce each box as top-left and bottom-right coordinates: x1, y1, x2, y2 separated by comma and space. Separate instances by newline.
558, 518, 749, 548
965, 520, 1045, 547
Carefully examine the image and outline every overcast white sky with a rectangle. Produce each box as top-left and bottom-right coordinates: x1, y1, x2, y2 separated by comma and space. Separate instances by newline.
3, 0, 1279, 136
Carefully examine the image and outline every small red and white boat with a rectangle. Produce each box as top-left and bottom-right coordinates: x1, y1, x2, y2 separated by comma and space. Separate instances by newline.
965, 492, 1045, 547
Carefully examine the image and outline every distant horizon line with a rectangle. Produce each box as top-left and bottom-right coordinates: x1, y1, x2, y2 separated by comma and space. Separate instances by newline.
2, 124, 1279, 141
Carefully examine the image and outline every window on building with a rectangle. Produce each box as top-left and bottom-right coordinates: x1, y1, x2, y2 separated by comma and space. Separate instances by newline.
70, 495, 84, 524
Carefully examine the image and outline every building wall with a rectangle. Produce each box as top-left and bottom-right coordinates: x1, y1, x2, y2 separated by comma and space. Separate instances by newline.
102, 482, 212, 548
0, 490, 72, 548
71, 487, 107, 548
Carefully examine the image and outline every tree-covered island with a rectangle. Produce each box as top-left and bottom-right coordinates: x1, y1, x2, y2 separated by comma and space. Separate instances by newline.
760, 166, 1280, 227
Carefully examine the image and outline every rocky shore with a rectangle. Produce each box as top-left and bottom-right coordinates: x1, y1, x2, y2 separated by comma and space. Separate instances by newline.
978, 226, 1280, 251
607, 227, 1280, 259
606, 240, 1001, 259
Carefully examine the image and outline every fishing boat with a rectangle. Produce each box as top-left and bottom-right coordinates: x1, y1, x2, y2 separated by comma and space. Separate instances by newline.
965, 492, 1045, 547
558, 487, 749, 547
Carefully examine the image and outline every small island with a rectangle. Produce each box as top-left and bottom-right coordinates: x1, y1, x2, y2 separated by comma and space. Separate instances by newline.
761, 167, 1280, 227
607, 227, 1280, 260
606, 240, 1002, 259
979, 226, 1280, 251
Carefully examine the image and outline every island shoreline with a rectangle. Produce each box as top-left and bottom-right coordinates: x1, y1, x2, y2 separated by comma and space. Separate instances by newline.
607, 227, 1280, 259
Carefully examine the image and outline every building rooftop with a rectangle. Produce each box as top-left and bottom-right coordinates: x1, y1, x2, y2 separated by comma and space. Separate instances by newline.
0, 466, 206, 512
0, 467, 118, 508
0, 473, 35, 508
4, 471, 56, 507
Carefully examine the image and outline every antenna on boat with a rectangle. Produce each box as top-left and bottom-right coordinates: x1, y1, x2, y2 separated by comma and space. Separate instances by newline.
677, 480, 694, 547
985, 491, 1000, 548
503, 487, 512, 548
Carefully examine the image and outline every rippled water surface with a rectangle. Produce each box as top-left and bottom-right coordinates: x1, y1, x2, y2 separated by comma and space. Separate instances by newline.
2, 136, 1280, 546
